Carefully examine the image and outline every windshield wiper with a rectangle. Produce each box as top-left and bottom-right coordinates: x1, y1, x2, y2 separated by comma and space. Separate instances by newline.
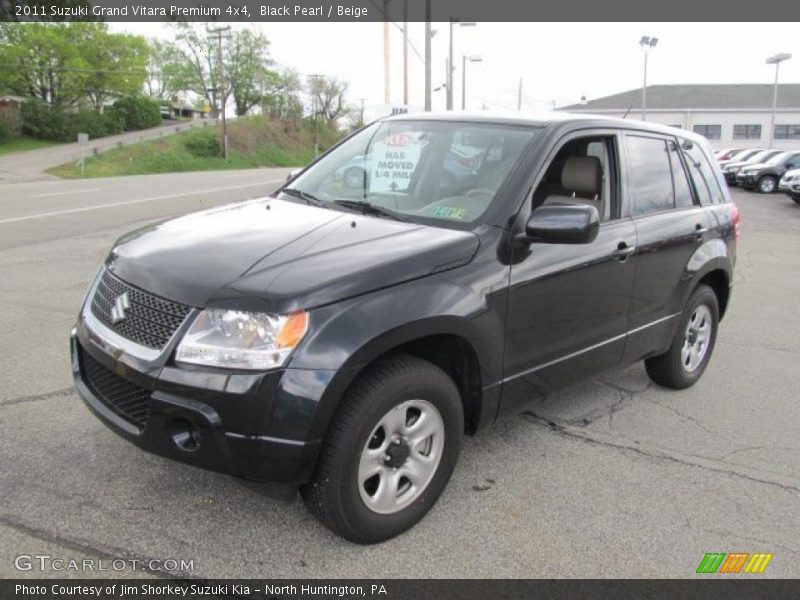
281, 187, 327, 207
332, 200, 410, 222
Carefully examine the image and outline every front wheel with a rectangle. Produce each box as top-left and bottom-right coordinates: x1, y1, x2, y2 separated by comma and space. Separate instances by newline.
792, 194, 800, 204
758, 175, 777, 194
301, 354, 463, 543
645, 285, 720, 389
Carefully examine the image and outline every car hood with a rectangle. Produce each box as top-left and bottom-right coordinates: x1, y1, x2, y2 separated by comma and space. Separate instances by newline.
106, 198, 480, 313
724, 160, 757, 169
739, 162, 770, 172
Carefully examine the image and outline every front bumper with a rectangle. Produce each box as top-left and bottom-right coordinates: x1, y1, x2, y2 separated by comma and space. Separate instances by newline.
723, 171, 739, 185
71, 304, 323, 497
735, 173, 758, 188
779, 180, 800, 194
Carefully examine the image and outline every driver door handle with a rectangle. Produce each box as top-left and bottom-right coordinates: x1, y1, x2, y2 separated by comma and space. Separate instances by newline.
611, 242, 636, 261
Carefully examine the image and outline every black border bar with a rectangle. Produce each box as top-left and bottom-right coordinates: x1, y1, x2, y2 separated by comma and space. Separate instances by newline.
4, 579, 800, 600
2, 0, 800, 22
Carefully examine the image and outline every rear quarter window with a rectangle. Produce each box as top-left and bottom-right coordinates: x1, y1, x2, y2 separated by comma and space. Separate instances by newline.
682, 141, 726, 205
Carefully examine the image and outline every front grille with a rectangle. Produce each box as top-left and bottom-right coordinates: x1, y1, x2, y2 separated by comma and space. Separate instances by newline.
90, 269, 192, 350
80, 348, 152, 429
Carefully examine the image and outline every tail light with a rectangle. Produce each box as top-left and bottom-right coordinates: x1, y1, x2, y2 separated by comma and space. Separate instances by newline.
731, 203, 740, 239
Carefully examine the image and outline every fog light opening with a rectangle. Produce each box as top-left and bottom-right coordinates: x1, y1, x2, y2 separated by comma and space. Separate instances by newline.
170, 418, 200, 452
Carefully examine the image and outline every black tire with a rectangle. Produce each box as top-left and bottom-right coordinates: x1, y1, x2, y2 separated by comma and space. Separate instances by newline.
792, 194, 800, 204
300, 353, 463, 544
645, 285, 719, 390
757, 175, 777, 194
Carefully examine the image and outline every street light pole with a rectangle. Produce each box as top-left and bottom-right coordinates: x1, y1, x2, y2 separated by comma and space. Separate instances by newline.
461, 54, 482, 110
424, 0, 431, 111
446, 20, 476, 111
639, 36, 658, 121
766, 53, 792, 149
447, 21, 454, 111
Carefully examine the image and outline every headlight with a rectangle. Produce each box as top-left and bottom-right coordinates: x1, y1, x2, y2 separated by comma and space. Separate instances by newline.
176, 309, 308, 370
726, 166, 742, 173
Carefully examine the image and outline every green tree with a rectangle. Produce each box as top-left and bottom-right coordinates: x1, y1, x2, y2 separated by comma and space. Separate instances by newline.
0, 22, 90, 109
226, 28, 276, 116
0, 23, 148, 110
145, 39, 188, 100
168, 24, 279, 118
80, 28, 149, 110
169, 23, 223, 116
262, 69, 304, 120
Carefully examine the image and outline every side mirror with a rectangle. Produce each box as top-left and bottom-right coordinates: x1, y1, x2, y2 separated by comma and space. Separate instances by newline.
286, 169, 301, 182
518, 204, 600, 245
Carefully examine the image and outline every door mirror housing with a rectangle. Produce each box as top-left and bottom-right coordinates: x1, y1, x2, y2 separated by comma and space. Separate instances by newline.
519, 204, 600, 245
286, 169, 301, 182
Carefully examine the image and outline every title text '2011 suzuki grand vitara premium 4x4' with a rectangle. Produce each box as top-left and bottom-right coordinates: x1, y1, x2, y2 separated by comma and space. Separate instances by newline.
72, 112, 738, 543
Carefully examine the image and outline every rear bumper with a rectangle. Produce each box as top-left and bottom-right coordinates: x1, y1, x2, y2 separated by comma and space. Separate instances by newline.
71, 329, 321, 499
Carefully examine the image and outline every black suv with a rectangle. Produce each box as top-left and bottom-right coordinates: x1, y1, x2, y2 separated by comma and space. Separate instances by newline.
735, 150, 800, 193
71, 113, 738, 543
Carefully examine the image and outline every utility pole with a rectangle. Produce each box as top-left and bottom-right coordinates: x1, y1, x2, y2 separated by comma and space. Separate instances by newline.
383, 0, 390, 104
403, 0, 409, 106
358, 97, 366, 127
517, 78, 522, 111
208, 25, 231, 159
424, 0, 431, 111
308, 74, 323, 157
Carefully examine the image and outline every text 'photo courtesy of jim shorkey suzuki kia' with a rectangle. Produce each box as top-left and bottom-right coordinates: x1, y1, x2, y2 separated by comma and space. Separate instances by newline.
71, 112, 738, 543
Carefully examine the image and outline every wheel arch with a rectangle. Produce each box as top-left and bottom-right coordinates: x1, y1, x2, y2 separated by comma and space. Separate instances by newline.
307, 317, 490, 443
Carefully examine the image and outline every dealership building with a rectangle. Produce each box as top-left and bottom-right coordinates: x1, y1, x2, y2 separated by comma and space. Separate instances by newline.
561, 84, 800, 150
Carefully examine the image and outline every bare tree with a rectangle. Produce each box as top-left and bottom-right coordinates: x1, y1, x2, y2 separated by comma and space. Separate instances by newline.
308, 76, 350, 123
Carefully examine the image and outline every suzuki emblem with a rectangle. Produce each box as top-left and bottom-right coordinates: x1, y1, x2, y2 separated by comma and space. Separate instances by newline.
110, 292, 131, 324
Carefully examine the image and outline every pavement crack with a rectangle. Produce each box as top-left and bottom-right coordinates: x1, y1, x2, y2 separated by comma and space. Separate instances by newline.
0, 514, 195, 579
519, 410, 800, 496
644, 398, 718, 436
0, 387, 74, 408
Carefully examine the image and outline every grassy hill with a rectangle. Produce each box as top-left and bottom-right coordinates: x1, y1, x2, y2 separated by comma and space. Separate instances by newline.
48, 117, 342, 178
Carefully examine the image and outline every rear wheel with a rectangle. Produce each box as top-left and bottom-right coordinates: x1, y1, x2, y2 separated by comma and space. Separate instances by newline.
301, 354, 463, 543
645, 285, 719, 389
757, 175, 777, 194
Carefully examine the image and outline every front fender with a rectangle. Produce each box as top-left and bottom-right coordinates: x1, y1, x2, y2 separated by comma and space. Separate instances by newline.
283, 273, 504, 441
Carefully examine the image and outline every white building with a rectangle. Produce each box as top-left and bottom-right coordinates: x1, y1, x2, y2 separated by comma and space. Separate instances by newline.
561, 84, 800, 150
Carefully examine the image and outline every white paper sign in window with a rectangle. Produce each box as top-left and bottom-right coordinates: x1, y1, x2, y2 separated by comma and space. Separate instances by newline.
367, 133, 424, 193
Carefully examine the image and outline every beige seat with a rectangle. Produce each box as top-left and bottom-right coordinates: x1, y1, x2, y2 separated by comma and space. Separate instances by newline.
542, 155, 602, 212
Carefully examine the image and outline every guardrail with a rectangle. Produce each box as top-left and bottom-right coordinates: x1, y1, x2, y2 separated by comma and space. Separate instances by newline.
68, 119, 217, 165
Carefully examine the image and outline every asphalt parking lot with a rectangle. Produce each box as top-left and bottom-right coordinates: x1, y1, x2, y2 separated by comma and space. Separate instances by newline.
0, 173, 798, 578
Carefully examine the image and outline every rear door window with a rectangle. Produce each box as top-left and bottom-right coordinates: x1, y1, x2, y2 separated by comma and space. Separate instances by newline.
626, 135, 674, 216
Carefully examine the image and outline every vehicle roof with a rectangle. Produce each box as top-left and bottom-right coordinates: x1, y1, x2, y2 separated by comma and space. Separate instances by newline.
381, 110, 708, 145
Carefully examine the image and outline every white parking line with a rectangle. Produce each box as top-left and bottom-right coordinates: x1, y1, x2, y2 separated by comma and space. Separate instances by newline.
31, 188, 102, 198
0, 180, 284, 225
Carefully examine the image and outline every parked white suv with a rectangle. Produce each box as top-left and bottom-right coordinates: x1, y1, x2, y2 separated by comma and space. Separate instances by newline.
779, 168, 800, 203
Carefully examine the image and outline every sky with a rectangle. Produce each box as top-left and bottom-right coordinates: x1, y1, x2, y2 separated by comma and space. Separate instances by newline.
110, 22, 800, 120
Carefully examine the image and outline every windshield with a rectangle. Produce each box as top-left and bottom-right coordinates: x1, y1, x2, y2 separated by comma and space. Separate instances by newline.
765, 151, 792, 166
747, 150, 778, 164
730, 149, 759, 161
285, 119, 538, 226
